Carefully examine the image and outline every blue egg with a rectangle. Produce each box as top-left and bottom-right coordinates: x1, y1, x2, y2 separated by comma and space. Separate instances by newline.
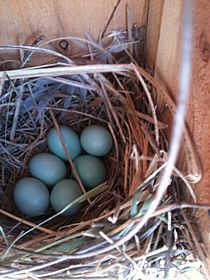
73, 155, 106, 190
80, 125, 113, 156
47, 126, 81, 161
14, 177, 50, 217
50, 179, 83, 216
29, 153, 67, 188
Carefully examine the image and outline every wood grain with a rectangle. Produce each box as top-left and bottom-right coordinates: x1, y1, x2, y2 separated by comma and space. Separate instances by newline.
187, 0, 210, 257
146, 0, 164, 67
153, 0, 182, 97
0, 0, 145, 44
153, 0, 210, 260
0, 0, 147, 65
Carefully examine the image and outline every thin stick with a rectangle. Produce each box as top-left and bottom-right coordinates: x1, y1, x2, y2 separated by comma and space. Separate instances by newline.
143, 0, 150, 68
10, 88, 23, 141
124, 145, 129, 197
101, 0, 122, 38
49, 110, 91, 205
0, 209, 55, 235
137, 111, 167, 129
127, 5, 133, 56
46, 107, 108, 123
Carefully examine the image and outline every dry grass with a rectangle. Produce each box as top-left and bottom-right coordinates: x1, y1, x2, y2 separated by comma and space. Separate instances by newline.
0, 30, 209, 280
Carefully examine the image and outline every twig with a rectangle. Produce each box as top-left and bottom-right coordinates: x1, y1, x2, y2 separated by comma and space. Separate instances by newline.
126, 5, 133, 56
49, 110, 91, 205
10, 86, 23, 141
0, 209, 55, 235
101, 0, 122, 38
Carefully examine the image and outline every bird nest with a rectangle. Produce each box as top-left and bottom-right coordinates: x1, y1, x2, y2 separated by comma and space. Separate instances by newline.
0, 32, 208, 279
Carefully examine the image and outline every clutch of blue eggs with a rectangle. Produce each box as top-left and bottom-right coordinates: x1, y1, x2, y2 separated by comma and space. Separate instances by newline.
13, 125, 113, 218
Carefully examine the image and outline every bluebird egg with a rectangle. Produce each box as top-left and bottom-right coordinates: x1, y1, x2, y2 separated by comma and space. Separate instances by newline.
80, 125, 113, 156
47, 126, 81, 161
50, 179, 83, 216
29, 153, 67, 188
73, 155, 106, 190
14, 177, 50, 217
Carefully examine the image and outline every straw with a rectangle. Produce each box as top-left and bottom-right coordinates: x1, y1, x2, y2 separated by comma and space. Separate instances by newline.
0, 20, 209, 280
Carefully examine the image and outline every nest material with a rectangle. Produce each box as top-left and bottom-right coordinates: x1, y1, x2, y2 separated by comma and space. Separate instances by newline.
0, 32, 208, 279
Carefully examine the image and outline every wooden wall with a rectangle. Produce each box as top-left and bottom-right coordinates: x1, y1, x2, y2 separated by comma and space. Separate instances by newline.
148, 0, 210, 257
188, 0, 210, 255
0, 0, 209, 257
0, 0, 146, 44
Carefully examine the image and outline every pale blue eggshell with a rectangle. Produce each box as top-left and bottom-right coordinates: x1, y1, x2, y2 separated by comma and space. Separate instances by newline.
50, 179, 83, 216
47, 126, 81, 161
14, 177, 50, 217
80, 125, 113, 156
29, 153, 67, 188
73, 155, 106, 190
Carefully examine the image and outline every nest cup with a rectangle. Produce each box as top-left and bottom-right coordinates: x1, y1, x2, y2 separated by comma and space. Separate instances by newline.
0, 34, 205, 279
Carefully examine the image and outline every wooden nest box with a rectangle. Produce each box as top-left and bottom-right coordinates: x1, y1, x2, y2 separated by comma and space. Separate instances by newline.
0, 0, 209, 276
